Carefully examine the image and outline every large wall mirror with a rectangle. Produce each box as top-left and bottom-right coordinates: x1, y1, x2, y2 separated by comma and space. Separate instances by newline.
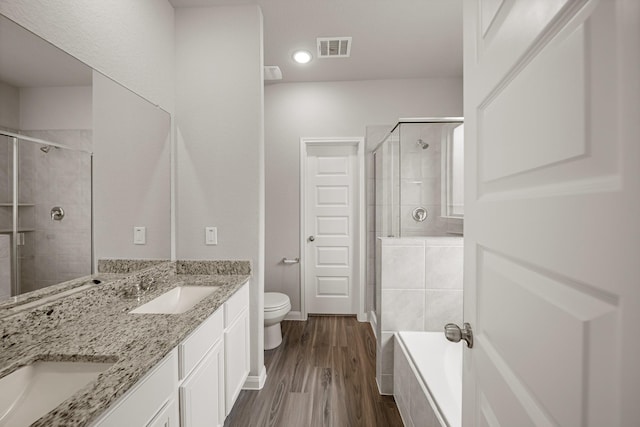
0, 14, 171, 299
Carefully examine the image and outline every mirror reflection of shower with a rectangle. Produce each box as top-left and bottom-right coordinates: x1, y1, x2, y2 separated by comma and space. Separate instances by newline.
417, 138, 429, 150
39, 145, 59, 153
0, 133, 93, 298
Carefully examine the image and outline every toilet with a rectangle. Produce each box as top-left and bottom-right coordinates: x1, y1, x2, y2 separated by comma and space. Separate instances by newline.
264, 292, 291, 350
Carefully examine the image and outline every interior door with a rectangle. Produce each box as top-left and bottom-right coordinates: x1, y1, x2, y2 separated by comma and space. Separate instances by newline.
463, 1, 639, 426
305, 143, 357, 315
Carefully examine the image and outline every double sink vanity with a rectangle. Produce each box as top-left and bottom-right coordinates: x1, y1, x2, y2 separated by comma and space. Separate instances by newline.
0, 260, 251, 426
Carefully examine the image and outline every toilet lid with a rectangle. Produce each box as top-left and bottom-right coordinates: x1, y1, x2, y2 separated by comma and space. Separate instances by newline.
264, 292, 290, 311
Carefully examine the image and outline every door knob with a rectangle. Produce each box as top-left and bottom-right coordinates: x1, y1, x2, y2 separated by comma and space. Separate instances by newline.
444, 322, 473, 348
308, 235, 315, 242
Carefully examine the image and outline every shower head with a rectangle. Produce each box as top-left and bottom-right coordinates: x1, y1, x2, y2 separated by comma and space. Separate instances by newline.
417, 139, 429, 150
40, 145, 59, 153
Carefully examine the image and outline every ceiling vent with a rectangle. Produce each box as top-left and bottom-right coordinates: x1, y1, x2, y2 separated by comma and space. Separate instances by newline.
317, 37, 352, 58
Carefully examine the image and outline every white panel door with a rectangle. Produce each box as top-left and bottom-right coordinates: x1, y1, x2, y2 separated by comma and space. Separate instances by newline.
464, 1, 639, 426
305, 144, 357, 314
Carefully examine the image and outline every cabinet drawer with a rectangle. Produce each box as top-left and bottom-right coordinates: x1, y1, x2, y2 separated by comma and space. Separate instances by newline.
179, 307, 223, 380
224, 282, 249, 328
92, 349, 178, 427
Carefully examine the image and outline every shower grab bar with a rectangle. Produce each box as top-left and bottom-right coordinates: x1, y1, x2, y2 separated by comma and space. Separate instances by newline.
0, 130, 93, 155
282, 257, 300, 264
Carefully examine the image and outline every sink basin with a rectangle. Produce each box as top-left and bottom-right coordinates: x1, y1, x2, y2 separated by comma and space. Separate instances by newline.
0, 361, 113, 426
129, 286, 219, 314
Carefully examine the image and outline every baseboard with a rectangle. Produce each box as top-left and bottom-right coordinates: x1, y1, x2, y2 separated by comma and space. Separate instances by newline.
284, 311, 306, 321
357, 312, 368, 322
243, 365, 267, 390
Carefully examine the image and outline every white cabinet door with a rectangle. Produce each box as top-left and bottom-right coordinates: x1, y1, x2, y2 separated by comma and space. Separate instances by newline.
224, 308, 249, 415
147, 398, 178, 427
179, 339, 225, 427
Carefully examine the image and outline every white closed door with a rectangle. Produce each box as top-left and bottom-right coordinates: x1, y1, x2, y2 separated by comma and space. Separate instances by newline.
463, 1, 639, 426
304, 143, 357, 314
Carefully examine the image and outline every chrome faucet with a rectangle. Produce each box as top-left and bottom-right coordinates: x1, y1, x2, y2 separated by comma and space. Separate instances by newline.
138, 276, 155, 292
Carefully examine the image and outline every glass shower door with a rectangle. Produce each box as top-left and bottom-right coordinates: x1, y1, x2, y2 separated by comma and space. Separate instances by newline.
0, 134, 15, 298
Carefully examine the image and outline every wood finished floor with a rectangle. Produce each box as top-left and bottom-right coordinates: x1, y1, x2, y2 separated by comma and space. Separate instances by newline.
224, 316, 403, 427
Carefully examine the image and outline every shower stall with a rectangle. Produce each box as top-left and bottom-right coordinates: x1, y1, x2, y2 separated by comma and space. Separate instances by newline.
371, 118, 465, 394
373, 118, 464, 240
0, 130, 92, 298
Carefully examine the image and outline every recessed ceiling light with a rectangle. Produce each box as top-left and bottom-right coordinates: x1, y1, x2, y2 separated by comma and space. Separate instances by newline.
293, 50, 312, 64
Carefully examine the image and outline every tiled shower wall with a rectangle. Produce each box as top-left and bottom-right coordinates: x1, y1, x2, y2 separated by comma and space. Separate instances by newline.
365, 123, 463, 317
375, 236, 463, 394
20, 130, 92, 293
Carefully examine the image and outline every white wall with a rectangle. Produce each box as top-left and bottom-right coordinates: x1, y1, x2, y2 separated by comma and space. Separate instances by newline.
265, 78, 463, 312
175, 5, 265, 383
93, 72, 171, 260
0, 81, 19, 129
19, 86, 92, 130
0, 0, 175, 112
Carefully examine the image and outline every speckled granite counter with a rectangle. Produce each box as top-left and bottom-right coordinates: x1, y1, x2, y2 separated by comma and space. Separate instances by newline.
0, 260, 251, 426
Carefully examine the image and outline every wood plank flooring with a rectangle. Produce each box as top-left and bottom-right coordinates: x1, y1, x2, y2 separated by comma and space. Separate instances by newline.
224, 316, 404, 427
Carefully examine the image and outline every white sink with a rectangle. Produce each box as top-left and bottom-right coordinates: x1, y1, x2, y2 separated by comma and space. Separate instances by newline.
0, 361, 113, 427
129, 286, 219, 314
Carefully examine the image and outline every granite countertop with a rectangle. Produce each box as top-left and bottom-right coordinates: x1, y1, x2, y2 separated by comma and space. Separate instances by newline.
0, 260, 251, 426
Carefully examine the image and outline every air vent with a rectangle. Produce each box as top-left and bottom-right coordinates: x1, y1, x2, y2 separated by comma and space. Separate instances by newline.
317, 37, 352, 58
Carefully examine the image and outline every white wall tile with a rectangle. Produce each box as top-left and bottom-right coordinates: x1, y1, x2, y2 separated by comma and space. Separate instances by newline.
382, 289, 425, 331
425, 245, 464, 290
381, 242, 425, 289
381, 331, 395, 375
380, 373, 394, 395
424, 289, 463, 332
410, 375, 440, 427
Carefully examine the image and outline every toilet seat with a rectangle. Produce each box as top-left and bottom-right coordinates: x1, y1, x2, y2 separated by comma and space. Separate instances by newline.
264, 292, 290, 312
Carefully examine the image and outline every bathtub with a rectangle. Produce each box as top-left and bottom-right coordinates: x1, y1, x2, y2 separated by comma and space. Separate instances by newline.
393, 331, 462, 427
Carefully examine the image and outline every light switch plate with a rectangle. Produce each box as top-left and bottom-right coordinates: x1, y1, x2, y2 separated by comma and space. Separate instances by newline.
205, 227, 217, 245
134, 226, 146, 245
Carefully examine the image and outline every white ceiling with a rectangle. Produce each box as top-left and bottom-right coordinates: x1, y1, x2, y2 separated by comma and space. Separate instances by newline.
170, 0, 463, 84
0, 1, 462, 88
0, 15, 92, 88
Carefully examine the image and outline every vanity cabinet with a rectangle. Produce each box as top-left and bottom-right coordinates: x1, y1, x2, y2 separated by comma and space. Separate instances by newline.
147, 399, 179, 427
178, 306, 225, 427
91, 281, 250, 427
92, 349, 179, 427
223, 283, 250, 415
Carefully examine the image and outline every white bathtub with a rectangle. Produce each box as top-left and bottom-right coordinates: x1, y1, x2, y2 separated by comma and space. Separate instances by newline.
393, 331, 462, 427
